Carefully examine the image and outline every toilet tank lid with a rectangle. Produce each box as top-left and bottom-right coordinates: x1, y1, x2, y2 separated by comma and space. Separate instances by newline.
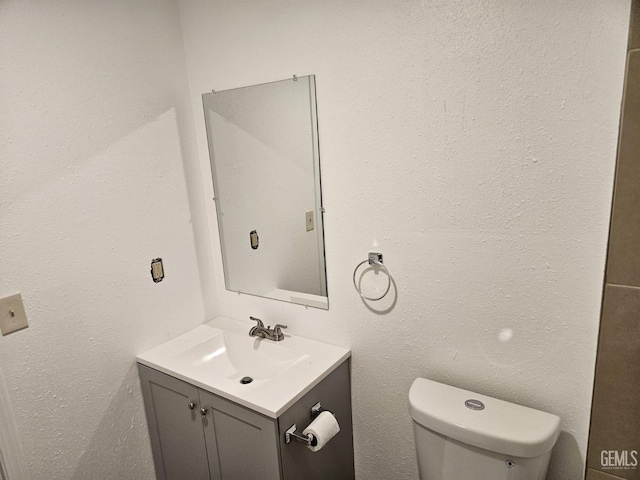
409, 378, 560, 459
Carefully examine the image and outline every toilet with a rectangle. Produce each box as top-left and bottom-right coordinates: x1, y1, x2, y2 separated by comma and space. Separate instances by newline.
409, 378, 561, 480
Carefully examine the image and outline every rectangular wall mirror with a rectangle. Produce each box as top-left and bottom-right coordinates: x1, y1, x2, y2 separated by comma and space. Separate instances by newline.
202, 75, 328, 309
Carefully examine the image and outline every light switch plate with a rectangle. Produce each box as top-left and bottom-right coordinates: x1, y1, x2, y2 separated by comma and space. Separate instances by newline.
0, 293, 29, 336
305, 211, 315, 232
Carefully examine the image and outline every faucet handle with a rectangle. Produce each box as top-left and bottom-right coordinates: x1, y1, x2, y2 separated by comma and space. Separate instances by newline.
273, 324, 288, 340
249, 316, 265, 328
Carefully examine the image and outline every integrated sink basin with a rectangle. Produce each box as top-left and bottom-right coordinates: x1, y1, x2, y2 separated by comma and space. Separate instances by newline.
175, 329, 310, 387
137, 316, 350, 418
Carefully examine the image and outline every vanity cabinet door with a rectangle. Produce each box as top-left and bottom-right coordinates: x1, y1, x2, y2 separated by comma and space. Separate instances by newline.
138, 365, 211, 480
199, 389, 282, 480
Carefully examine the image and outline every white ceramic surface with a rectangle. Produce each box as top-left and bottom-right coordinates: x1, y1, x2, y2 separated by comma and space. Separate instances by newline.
137, 316, 350, 418
412, 422, 553, 480
409, 378, 561, 459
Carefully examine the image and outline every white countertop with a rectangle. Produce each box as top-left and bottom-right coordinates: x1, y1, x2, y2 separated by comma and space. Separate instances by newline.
136, 316, 351, 418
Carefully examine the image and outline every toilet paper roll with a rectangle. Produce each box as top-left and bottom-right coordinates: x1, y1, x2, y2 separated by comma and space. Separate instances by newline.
302, 411, 340, 452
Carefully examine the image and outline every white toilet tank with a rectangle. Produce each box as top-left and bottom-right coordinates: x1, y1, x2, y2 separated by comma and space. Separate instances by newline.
409, 378, 561, 480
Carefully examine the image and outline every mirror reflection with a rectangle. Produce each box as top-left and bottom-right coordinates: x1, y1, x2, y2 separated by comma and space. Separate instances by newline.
202, 75, 328, 309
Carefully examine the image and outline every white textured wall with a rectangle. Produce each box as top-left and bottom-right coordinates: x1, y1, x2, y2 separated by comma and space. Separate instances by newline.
0, 1, 630, 479
0, 0, 216, 478
178, 1, 630, 479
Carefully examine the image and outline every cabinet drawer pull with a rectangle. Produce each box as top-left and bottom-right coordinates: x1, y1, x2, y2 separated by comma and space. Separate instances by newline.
200, 407, 208, 416
188, 402, 196, 410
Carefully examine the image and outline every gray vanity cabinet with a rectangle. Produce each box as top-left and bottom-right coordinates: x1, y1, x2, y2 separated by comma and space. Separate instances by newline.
138, 360, 354, 480
138, 364, 281, 480
199, 389, 281, 480
138, 366, 211, 480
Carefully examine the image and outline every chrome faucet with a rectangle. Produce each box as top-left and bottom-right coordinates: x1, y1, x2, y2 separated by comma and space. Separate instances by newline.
249, 316, 287, 342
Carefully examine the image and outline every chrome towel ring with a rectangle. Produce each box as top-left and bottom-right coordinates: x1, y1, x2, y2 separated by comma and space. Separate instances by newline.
352, 252, 391, 301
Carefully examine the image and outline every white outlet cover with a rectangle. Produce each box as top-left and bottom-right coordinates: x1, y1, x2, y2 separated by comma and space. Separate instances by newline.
0, 293, 29, 336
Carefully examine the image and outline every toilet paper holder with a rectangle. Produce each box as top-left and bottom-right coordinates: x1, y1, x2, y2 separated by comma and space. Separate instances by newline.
284, 402, 327, 446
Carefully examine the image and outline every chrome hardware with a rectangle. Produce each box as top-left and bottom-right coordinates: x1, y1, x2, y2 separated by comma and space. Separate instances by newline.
285, 424, 317, 446
249, 325, 271, 339
311, 402, 325, 420
249, 318, 288, 341
505, 460, 515, 468
188, 402, 196, 410
249, 316, 265, 328
272, 324, 288, 342
368, 252, 383, 264
465, 399, 485, 411
352, 251, 392, 301
285, 402, 335, 447
200, 407, 208, 416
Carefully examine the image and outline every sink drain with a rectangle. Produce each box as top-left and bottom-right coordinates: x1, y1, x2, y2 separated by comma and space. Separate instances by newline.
240, 376, 253, 385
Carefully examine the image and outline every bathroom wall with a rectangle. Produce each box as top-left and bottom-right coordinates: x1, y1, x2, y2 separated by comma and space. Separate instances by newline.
0, 1, 630, 479
0, 0, 216, 478
177, 1, 630, 479
586, 1, 640, 479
